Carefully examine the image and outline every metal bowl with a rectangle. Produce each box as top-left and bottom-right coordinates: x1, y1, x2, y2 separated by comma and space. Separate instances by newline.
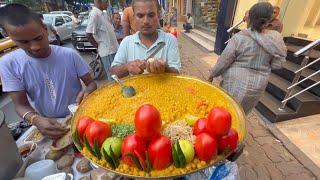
71, 74, 246, 179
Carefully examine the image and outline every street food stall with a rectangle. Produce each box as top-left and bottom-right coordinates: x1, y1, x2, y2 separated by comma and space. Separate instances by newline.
6, 74, 246, 179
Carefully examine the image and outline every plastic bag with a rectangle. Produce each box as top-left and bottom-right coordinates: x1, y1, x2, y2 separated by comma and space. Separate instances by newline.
182, 160, 239, 180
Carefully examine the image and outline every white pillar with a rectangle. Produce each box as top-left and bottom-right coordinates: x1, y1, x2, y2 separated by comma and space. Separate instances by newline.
186, 0, 192, 14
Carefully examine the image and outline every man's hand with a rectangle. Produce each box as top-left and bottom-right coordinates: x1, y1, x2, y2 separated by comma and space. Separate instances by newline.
33, 116, 69, 139
146, 59, 166, 74
76, 91, 89, 105
127, 60, 146, 75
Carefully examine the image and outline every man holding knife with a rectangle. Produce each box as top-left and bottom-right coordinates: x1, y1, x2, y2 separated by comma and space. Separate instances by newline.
111, 0, 181, 78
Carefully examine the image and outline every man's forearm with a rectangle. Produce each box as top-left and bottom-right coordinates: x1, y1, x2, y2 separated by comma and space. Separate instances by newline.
84, 81, 97, 94
86, 33, 98, 48
111, 65, 129, 78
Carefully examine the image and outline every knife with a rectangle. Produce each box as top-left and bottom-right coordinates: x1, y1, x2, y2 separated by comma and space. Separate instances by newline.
145, 42, 166, 61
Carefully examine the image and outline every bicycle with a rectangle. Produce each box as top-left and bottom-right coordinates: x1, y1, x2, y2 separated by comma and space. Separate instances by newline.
89, 51, 103, 80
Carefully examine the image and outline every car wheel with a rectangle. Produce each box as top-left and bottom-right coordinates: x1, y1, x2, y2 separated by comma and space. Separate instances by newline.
89, 58, 103, 80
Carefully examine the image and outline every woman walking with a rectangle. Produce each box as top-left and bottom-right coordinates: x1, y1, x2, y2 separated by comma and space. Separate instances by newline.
208, 2, 287, 115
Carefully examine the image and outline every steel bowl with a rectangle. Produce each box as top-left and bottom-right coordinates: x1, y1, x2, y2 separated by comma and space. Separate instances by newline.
71, 74, 246, 179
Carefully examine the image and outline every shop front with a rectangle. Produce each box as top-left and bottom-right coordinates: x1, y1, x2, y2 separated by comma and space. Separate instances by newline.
168, 0, 220, 35
192, 0, 220, 35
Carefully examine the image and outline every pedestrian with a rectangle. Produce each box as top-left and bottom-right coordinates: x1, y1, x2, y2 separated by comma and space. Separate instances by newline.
71, 12, 80, 25
111, 0, 181, 78
183, 13, 194, 33
207, 2, 287, 115
86, 0, 119, 82
170, 7, 177, 27
0, 4, 97, 139
162, 22, 171, 33
122, 1, 138, 37
266, 6, 283, 33
113, 13, 123, 44
38, 14, 61, 45
159, 6, 165, 27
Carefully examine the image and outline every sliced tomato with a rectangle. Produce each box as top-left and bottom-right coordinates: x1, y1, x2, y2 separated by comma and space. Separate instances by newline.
193, 118, 207, 136
77, 116, 94, 141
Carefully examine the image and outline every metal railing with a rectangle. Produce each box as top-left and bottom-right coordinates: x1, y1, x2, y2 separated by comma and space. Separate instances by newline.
225, 20, 245, 44
280, 39, 320, 109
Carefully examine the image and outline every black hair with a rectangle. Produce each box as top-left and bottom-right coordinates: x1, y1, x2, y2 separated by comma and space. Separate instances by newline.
249, 2, 273, 33
0, 4, 43, 29
132, 0, 161, 11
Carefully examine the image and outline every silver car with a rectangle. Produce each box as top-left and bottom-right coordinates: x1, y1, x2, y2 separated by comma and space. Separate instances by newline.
43, 14, 75, 41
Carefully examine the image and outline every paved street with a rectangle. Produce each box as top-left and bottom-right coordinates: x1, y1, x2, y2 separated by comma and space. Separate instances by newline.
0, 35, 318, 179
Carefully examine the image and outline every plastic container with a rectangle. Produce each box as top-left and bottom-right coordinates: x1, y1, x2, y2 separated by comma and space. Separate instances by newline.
25, 160, 57, 180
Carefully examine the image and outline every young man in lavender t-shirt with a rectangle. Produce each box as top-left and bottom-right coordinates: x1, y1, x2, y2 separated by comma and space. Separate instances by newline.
0, 4, 97, 139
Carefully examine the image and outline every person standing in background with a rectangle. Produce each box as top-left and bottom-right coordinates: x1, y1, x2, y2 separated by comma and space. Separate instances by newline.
208, 2, 287, 115
113, 13, 123, 43
266, 6, 283, 33
170, 7, 177, 27
86, 0, 119, 82
122, 1, 138, 37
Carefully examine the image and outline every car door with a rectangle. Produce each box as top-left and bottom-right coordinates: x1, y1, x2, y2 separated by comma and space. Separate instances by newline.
63, 16, 74, 39
54, 16, 67, 40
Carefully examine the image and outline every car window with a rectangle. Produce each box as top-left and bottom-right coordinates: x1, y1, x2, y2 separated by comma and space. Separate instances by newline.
55, 16, 65, 26
64, 16, 72, 23
43, 16, 54, 25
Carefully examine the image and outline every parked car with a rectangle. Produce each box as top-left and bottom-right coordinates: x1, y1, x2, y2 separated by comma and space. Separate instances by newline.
50, 11, 73, 17
71, 17, 95, 51
43, 14, 76, 41
0, 37, 17, 90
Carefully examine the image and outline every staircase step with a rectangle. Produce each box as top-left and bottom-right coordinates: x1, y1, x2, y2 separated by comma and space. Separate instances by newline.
266, 73, 320, 111
287, 45, 320, 60
272, 61, 320, 96
286, 51, 320, 71
181, 31, 215, 53
284, 36, 320, 51
191, 29, 215, 44
255, 92, 296, 123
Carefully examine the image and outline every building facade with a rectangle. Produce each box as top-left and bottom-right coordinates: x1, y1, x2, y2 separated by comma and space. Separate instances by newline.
233, 0, 320, 40
168, 0, 220, 34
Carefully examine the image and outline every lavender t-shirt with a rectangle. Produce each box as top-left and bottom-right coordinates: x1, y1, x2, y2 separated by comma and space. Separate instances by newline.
0, 45, 90, 118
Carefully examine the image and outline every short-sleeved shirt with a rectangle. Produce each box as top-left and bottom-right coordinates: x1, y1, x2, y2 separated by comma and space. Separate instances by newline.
112, 30, 181, 71
0, 45, 90, 118
114, 25, 123, 42
86, 7, 118, 57
122, 7, 138, 34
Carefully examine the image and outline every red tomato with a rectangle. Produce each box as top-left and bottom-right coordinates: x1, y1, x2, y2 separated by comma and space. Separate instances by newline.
218, 128, 239, 153
193, 118, 207, 136
121, 134, 147, 166
77, 116, 94, 141
84, 121, 112, 147
135, 104, 162, 141
134, 149, 146, 170
206, 107, 232, 137
147, 135, 172, 170
195, 133, 218, 161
